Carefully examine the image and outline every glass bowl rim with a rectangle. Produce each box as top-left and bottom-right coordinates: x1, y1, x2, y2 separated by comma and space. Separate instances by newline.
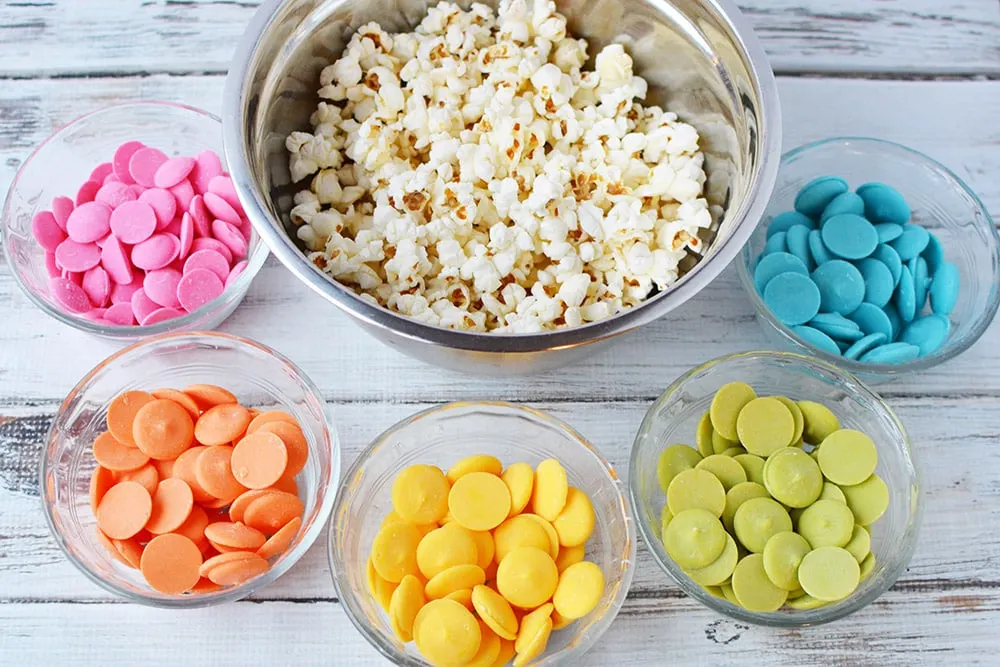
1, 100, 270, 339
327, 400, 638, 665
734, 135, 1000, 376
39, 330, 341, 608
628, 349, 924, 627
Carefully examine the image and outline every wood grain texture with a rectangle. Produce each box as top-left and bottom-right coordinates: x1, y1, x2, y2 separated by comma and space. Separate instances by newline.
2, 398, 999, 664
0, 0, 997, 77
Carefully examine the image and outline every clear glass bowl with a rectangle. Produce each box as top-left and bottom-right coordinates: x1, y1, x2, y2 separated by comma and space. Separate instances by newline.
736, 137, 1000, 382
2, 101, 269, 339
40, 331, 340, 608
329, 402, 636, 665
629, 350, 922, 627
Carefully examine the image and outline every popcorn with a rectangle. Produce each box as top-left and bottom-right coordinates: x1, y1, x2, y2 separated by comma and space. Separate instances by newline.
286, 0, 709, 333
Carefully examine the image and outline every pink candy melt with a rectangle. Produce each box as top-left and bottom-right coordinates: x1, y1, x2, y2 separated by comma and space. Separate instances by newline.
35, 140, 253, 327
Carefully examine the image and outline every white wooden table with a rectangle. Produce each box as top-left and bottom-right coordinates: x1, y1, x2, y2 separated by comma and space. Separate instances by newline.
1, 1, 999, 664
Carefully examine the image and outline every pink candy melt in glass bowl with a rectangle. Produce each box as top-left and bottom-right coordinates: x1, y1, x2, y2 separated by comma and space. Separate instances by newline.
1, 101, 268, 339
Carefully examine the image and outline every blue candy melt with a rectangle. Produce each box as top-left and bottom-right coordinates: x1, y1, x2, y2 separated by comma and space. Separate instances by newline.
857, 182, 911, 225
895, 265, 916, 323
859, 342, 921, 364
883, 302, 902, 340
821, 213, 878, 260
923, 233, 944, 273
820, 192, 865, 223
767, 211, 815, 238
901, 314, 951, 356
889, 224, 930, 261
764, 231, 788, 255
808, 312, 863, 341
874, 223, 903, 243
764, 272, 821, 326
753, 252, 808, 292
848, 302, 894, 341
794, 177, 849, 218
844, 332, 888, 361
785, 224, 812, 270
872, 243, 902, 287
930, 261, 960, 315
911, 256, 929, 314
808, 229, 833, 266
811, 260, 866, 315
856, 258, 894, 308
792, 325, 842, 356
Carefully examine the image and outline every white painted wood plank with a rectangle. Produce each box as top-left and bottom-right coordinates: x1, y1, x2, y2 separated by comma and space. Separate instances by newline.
3, 398, 999, 601
0, 0, 996, 76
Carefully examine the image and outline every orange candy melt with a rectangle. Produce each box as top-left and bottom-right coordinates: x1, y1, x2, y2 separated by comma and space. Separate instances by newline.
88, 384, 309, 596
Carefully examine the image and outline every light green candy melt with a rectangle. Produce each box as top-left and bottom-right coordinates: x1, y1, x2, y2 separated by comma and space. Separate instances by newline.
762, 531, 811, 591
763, 447, 823, 508
819, 481, 847, 504
657, 444, 703, 494
797, 546, 860, 602
710, 382, 757, 441
687, 534, 739, 586
667, 468, 727, 517
817, 429, 878, 486
703, 585, 726, 600
797, 400, 841, 444
786, 593, 830, 610
859, 552, 877, 581
842, 474, 890, 526
721, 446, 747, 457
844, 524, 871, 562
731, 553, 788, 612
696, 411, 715, 458
737, 397, 796, 457
774, 396, 805, 444
660, 506, 674, 542
734, 497, 793, 553
696, 454, 748, 491
797, 499, 856, 548
722, 482, 771, 533
712, 430, 740, 455
734, 454, 766, 486
663, 508, 728, 570
721, 582, 740, 606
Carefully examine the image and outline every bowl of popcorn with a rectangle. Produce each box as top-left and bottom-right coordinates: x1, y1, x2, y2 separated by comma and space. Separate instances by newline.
224, 0, 782, 373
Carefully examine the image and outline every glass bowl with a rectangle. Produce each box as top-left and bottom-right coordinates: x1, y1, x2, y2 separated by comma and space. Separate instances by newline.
629, 350, 922, 626
2, 101, 269, 339
329, 402, 636, 665
736, 137, 1000, 382
40, 331, 340, 608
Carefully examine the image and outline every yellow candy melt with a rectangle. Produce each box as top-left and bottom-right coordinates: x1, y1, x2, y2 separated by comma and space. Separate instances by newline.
552, 561, 605, 619
448, 454, 503, 484
472, 584, 519, 641
470, 530, 495, 570
444, 588, 475, 611
523, 513, 560, 560
531, 459, 569, 521
501, 463, 534, 516
392, 464, 451, 524
425, 564, 487, 600
371, 522, 423, 583
493, 514, 551, 563
449, 471, 512, 531
555, 543, 586, 573
493, 639, 516, 667
466, 622, 502, 667
416, 524, 479, 580
389, 574, 426, 642
413, 598, 482, 667
513, 603, 554, 667
367, 557, 399, 612
496, 546, 559, 609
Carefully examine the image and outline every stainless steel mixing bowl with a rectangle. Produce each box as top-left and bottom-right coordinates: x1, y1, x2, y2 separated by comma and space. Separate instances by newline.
223, 0, 782, 374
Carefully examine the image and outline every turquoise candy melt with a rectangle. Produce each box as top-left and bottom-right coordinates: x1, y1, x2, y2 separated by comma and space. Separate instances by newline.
811, 260, 866, 315
785, 224, 812, 269
795, 177, 849, 218
764, 231, 788, 255
911, 256, 930, 313
859, 342, 921, 364
821, 214, 878, 260
792, 325, 842, 356
820, 192, 865, 223
767, 211, 815, 238
923, 233, 944, 272
883, 302, 902, 340
930, 261, 960, 315
895, 264, 916, 323
764, 272, 821, 326
857, 182, 911, 224
856, 258, 894, 308
844, 333, 888, 361
754, 252, 808, 292
808, 229, 834, 265
875, 223, 903, 243
809, 313, 863, 341
872, 243, 902, 287
901, 314, 951, 356
848, 302, 894, 341
889, 224, 930, 261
